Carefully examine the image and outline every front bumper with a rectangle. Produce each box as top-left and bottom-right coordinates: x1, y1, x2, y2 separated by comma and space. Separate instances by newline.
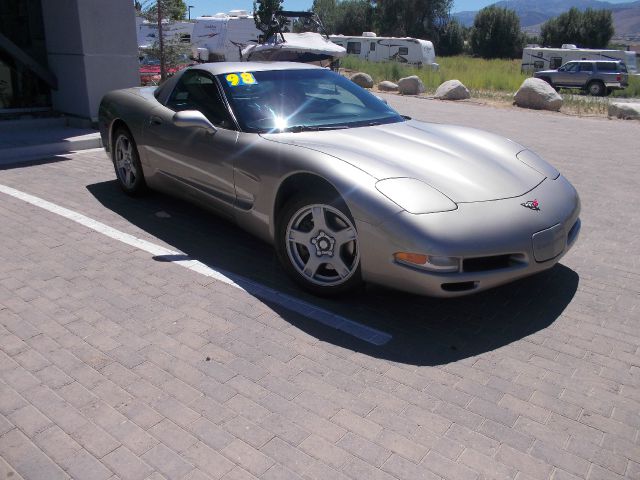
358, 175, 581, 297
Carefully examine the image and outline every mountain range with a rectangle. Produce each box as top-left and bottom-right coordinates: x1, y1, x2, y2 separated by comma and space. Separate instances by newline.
453, 0, 640, 37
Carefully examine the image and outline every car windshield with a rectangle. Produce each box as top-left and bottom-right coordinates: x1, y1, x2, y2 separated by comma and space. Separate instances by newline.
217, 69, 404, 133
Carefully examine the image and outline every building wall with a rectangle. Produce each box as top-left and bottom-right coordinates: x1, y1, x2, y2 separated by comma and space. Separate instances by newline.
41, 0, 139, 120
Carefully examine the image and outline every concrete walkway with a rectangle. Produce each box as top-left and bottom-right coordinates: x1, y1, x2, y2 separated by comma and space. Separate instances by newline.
0, 117, 102, 166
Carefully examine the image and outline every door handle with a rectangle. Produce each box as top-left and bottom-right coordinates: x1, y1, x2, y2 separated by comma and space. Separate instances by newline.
150, 116, 163, 126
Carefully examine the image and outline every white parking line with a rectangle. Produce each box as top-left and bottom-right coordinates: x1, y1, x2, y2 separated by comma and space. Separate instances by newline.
0, 183, 392, 346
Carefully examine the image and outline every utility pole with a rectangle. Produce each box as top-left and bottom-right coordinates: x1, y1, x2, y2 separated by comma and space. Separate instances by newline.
157, 0, 167, 81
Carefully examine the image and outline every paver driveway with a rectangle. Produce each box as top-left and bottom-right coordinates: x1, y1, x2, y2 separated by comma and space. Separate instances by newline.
0, 97, 639, 480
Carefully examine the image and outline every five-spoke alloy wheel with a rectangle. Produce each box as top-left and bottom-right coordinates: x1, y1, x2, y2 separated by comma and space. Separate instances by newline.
277, 194, 362, 295
113, 127, 146, 195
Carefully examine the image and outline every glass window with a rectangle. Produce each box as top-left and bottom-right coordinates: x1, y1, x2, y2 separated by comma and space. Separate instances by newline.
533, 60, 544, 69
166, 70, 234, 128
596, 62, 617, 72
579, 63, 593, 72
561, 62, 579, 72
347, 42, 361, 54
218, 68, 404, 133
398, 47, 409, 55
370, 42, 375, 51
551, 57, 563, 69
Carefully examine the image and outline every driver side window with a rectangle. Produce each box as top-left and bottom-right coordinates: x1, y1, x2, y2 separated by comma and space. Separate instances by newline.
166, 70, 235, 129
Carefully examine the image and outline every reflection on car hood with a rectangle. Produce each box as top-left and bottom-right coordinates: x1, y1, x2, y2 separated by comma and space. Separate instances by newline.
263, 120, 545, 203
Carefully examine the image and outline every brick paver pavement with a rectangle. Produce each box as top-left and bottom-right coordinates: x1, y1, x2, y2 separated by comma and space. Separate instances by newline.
0, 98, 639, 480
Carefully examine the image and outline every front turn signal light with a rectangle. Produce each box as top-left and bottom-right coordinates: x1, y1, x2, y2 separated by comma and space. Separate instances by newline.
394, 252, 460, 273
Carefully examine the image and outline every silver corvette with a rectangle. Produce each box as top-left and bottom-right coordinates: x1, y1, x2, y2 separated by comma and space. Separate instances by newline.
99, 62, 580, 297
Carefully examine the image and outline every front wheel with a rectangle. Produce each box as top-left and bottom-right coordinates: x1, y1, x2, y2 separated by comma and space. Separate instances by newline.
112, 127, 147, 195
276, 193, 363, 296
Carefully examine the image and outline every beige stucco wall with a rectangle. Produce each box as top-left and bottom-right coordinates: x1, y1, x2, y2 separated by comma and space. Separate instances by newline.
41, 0, 139, 121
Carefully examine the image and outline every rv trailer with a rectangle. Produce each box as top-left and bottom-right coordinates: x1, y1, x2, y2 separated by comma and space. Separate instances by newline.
522, 45, 638, 75
329, 33, 437, 68
191, 10, 261, 62
135, 16, 194, 49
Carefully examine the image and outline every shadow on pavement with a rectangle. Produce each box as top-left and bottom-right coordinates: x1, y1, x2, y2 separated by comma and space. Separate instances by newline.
87, 180, 579, 366
0, 155, 71, 171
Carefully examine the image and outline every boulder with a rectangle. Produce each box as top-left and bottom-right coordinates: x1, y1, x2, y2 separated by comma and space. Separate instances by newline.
397, 76, 425, 95
434, 79, 470, 100
608, 102, 640, 120
378, 81, 399, 92
350, 72, 374, 89
514, 78, 562, 111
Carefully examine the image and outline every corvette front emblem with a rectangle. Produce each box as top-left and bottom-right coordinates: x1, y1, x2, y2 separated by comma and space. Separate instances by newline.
521, 199, 540, 211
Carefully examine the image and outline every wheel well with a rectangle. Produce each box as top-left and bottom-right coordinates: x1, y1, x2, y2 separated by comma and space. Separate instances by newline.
273, 173, 341, 226
109, 119, 129, 152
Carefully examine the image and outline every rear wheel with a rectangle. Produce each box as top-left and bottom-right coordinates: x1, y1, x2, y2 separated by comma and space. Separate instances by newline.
587, 81, 605, 97
112, 127, 147, 195
276, 192, 363, 296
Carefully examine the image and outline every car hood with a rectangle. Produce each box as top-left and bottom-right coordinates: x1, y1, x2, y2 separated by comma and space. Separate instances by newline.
262, 120, 545, 203
534, 69, 558, 75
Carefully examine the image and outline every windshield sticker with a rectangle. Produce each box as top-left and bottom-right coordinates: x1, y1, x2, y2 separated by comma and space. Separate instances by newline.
225, 72, 257, 87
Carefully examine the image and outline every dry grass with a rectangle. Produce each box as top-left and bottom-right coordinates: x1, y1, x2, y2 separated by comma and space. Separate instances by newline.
341, 54, 640, 117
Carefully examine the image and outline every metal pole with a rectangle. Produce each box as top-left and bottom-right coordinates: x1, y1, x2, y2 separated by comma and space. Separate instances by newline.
188, 5, 194, 20
157, 0, 166, 81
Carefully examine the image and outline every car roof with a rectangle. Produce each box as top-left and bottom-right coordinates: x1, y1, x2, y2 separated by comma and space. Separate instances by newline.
567, 59, 623, 63
185, 61, 322, 76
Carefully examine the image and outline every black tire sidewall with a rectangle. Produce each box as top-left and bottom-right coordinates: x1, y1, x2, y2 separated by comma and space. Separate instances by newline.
112, 128, 147, 195
588, 81, 604, 96
275, 192, 363, 296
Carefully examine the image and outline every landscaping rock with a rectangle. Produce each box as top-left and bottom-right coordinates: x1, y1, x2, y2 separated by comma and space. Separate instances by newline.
378, 81, 399, 92
350, 72, 374, 88
434, 79, 470, 100
397, 76, 425, 95
514, 78, 562, 111
608, 102, 640, 120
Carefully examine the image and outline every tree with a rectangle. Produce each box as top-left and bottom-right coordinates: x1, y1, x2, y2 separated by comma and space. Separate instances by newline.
312, 0, 339, 33
253, 0, 284, 38
335, 0, 374, 35
140, 0, 187, 21
375, 0, 453, 40
139, 1, 188, 81
436, 18, 465, 56
470, 5, 523, 59
540, 8, 614, 49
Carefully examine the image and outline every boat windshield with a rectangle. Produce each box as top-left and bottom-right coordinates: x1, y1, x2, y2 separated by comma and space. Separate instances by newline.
217, 69, 404, 133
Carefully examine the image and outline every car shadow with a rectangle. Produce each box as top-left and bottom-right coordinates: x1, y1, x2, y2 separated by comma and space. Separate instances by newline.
86, 180, 579, 367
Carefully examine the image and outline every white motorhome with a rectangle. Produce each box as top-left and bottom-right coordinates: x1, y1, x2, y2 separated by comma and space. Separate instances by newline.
135, 16, 194, 49
329, 33, 437, 68
522, 45, 638, 75
191, 11, 261, 62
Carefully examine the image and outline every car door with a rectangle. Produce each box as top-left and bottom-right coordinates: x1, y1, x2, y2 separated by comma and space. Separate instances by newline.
555, 62, 579, 86
576, 62, 594, 87
144, 69, 239, 213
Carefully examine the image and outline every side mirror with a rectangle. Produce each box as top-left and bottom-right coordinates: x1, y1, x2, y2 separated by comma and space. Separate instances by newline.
172, 110, 217, 133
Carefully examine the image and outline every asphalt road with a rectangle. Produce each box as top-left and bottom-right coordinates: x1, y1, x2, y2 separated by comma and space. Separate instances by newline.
0, 98, 639, 480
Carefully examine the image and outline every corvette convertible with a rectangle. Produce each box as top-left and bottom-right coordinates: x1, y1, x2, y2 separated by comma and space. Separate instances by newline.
99, 62, 580, 297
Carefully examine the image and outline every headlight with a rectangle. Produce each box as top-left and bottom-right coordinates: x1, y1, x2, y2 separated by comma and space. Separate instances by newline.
375, 178, 457, 214
517, 150, 560, 179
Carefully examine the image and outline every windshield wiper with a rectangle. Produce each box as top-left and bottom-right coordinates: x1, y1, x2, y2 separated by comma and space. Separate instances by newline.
285, 125, 349, 133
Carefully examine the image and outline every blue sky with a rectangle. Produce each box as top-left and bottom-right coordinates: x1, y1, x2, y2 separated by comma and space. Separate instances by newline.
184, 0, 635, 17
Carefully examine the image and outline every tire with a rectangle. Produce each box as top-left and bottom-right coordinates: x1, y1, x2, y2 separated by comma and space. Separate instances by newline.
587, 81, 605, 97
112, 127, 147, 196
276, 192, 363, 296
